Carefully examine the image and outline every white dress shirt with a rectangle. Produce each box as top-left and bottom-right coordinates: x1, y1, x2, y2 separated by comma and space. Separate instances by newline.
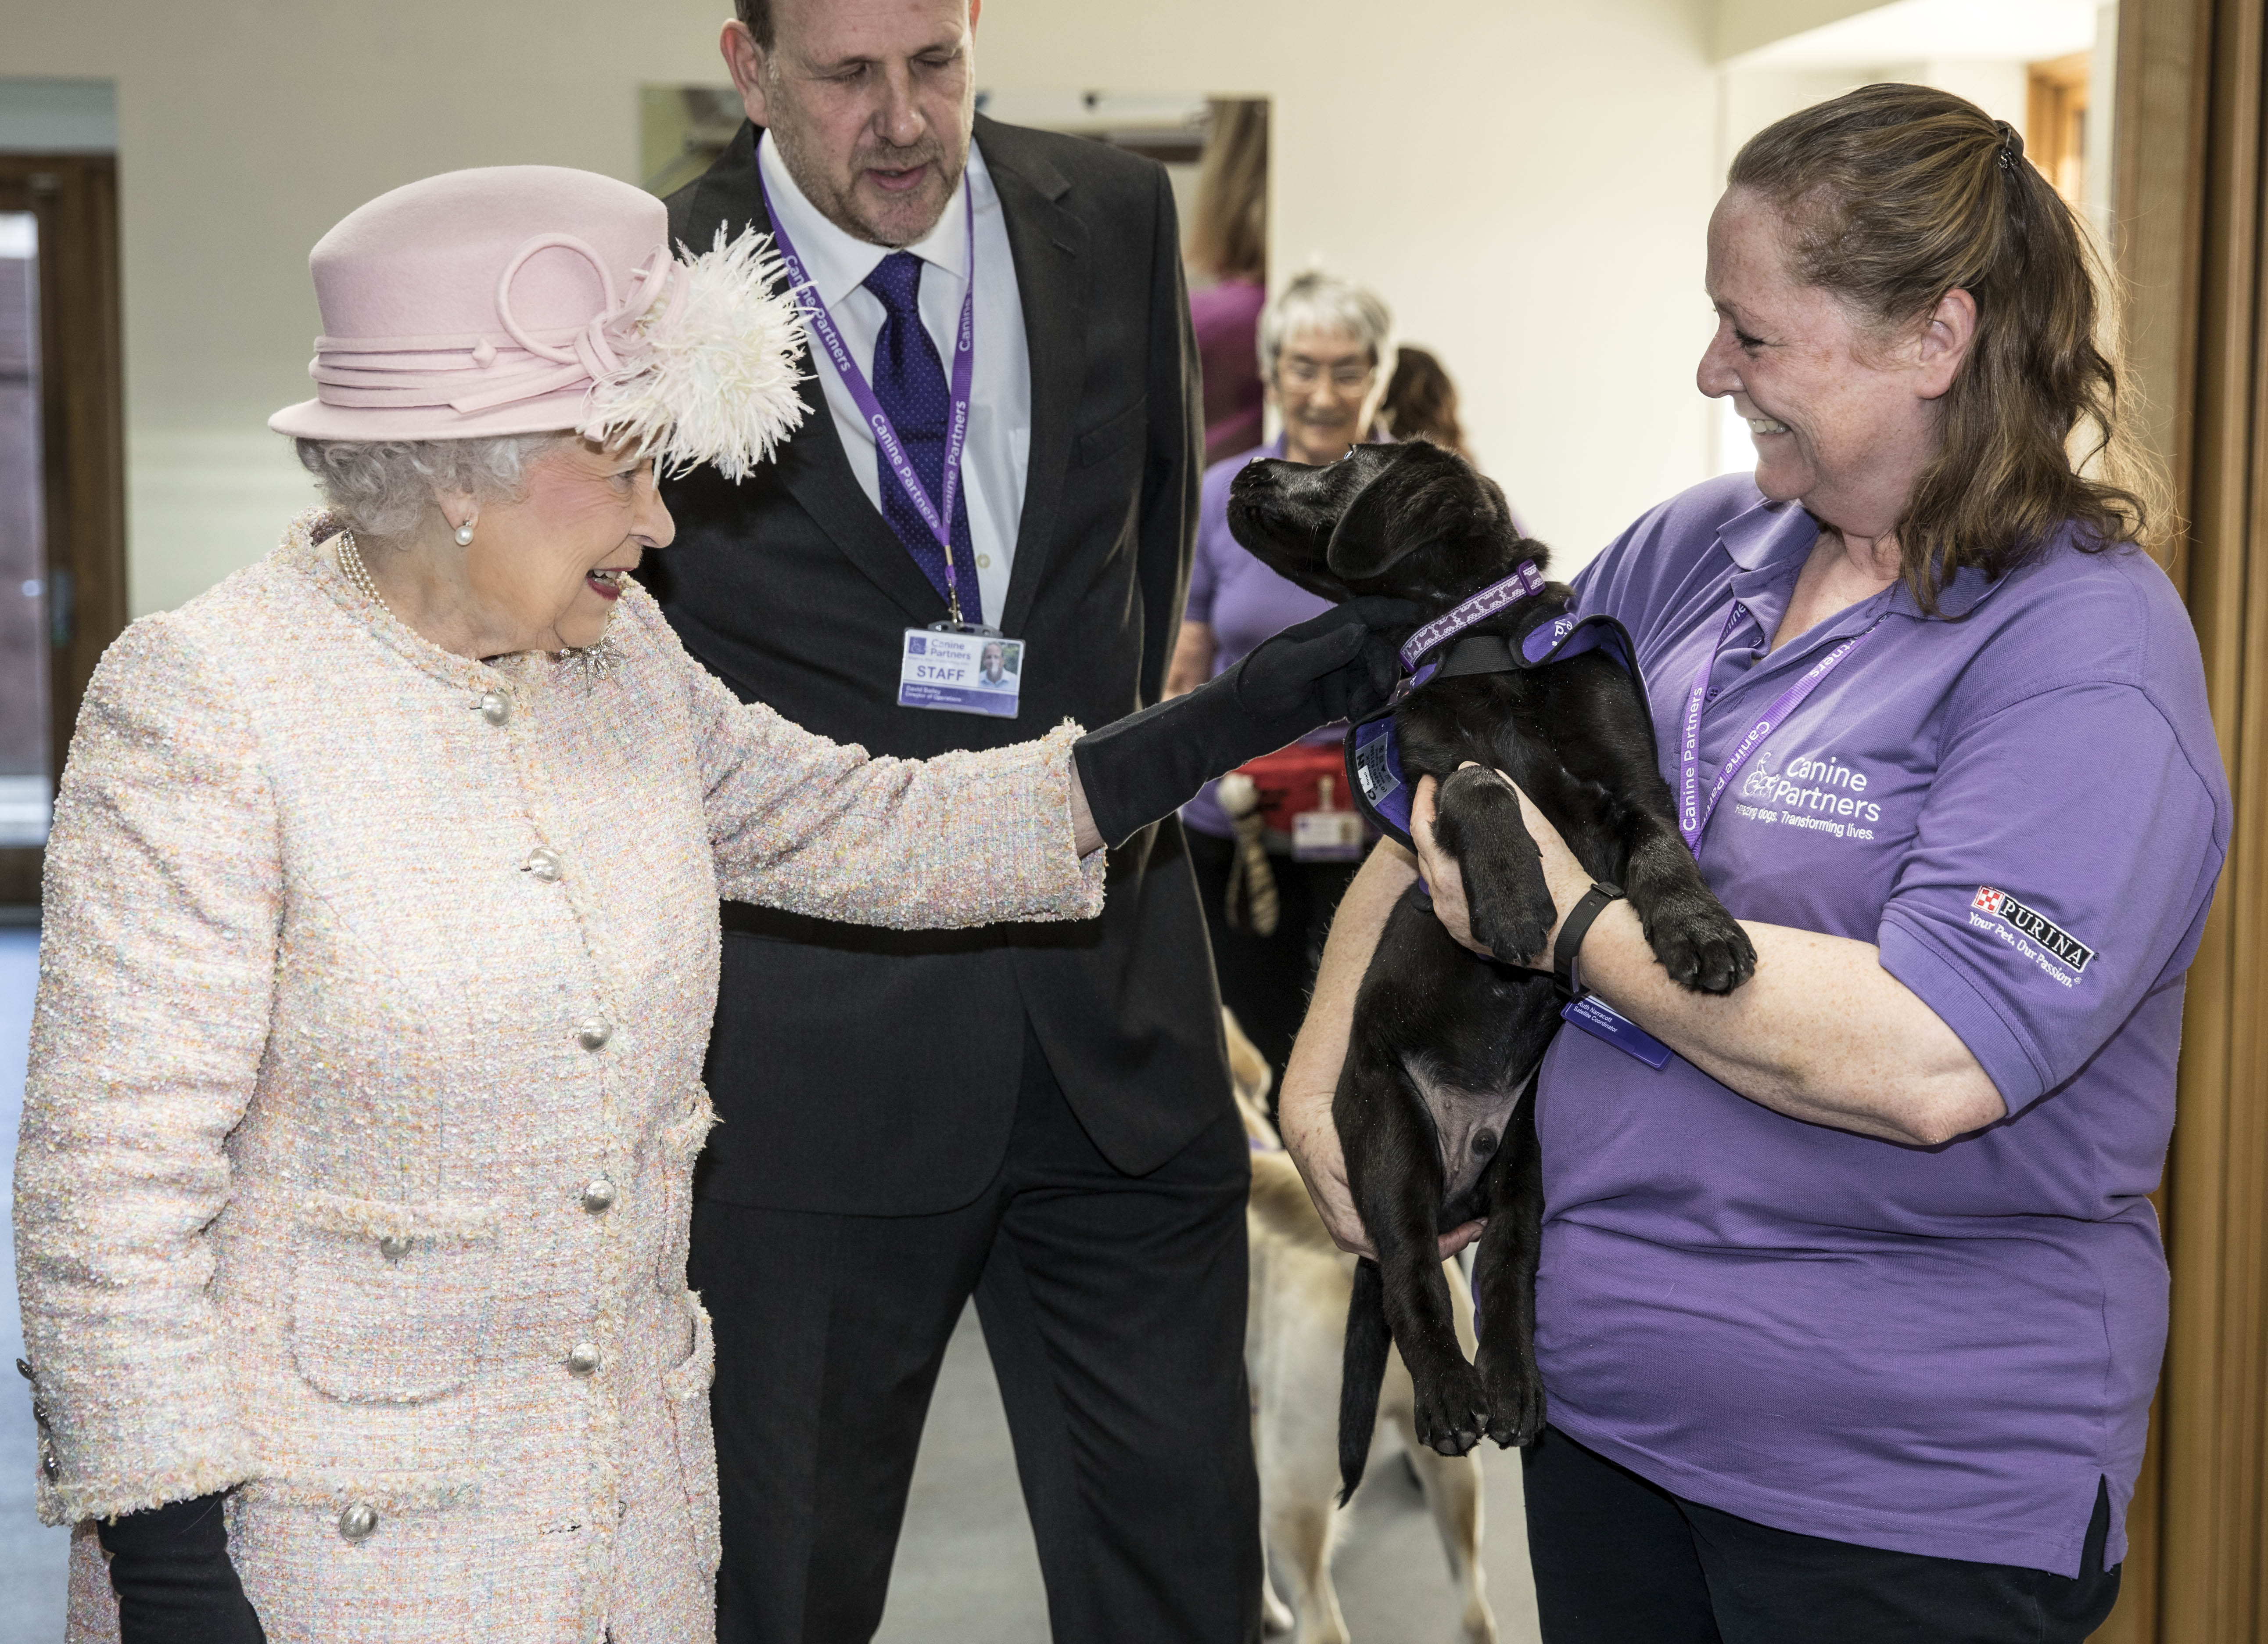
758, 131, 1032, 628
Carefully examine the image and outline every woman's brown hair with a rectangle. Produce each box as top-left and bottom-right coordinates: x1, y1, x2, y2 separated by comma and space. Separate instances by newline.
1728, 83, 2168, 609
1187, 100, 1268, 283
1381, 345, 1468, 457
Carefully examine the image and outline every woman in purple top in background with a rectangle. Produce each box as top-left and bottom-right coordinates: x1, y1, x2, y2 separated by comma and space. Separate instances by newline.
1169, 272, 1396, 1076
1186, 100, 1270, 466
1282, 86, 2227, 1642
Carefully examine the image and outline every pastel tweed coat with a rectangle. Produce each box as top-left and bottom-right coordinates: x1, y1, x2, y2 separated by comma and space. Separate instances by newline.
14, 510, 1105, 1644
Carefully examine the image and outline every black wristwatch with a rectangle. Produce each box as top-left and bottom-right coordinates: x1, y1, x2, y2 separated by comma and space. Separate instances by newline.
1553, 880, 1625, 997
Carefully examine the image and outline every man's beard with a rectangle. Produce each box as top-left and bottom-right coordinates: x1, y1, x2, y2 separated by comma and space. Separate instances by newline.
775, 124, 967, 248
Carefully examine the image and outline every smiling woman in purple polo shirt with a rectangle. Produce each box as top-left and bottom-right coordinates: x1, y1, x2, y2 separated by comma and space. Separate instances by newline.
1280, 85, 2230, 1643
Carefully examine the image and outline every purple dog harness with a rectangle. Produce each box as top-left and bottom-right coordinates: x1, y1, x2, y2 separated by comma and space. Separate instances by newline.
1346, 563, 1644, 850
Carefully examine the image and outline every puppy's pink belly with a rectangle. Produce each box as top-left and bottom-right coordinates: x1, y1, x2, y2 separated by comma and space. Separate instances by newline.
1410, 1065, 1522, 1205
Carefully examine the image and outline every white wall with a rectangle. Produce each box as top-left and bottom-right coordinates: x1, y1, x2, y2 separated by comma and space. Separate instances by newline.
1880, 59, 2031, 126
0, 79, 115, 152
1716, 0, 1890, 58
7, 0, 1733, 614
2086, 1, 2118, 237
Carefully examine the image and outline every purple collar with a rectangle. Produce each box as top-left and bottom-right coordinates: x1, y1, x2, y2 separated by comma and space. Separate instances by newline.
1398, 561, 1547, 675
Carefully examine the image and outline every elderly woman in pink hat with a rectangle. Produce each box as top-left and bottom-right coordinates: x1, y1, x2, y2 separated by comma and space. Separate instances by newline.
11, 166, 1410, 1644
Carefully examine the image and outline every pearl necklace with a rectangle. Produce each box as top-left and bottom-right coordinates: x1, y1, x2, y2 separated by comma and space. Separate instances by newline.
335, 529, 387, 612
335, 524, 624, 684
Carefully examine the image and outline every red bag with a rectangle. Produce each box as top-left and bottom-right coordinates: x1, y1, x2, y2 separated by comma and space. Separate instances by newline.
1231, 737, 1355, 835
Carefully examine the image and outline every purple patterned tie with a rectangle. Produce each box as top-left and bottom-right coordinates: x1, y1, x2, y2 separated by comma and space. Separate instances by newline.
863, 251, 981, 624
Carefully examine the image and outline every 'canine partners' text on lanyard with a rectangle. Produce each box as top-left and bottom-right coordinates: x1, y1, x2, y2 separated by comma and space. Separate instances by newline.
759, 167, 1023, 719
1678, 600, 1879, 853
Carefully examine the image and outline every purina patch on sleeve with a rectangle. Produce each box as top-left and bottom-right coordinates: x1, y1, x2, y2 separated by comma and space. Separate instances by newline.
1969, 885, 2097, 977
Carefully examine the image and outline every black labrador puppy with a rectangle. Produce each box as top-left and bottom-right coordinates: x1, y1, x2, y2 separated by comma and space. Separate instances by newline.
1225, 440, 1755, 1500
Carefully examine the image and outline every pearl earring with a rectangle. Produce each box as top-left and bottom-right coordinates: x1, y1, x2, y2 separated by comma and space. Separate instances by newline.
454, 522, 475, 546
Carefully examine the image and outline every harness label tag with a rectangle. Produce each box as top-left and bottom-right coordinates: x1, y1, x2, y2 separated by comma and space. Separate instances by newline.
1353, 730, 1401, 806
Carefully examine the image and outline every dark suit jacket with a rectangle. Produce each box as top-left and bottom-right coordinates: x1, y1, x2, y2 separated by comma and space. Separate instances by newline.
657, 118, 1231, 1216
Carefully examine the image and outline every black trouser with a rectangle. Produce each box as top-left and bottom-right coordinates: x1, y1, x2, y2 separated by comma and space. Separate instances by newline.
689, 1024, 1262, 1644
1184, 827, 1364, 1081
1522, 1425, 2121, 1644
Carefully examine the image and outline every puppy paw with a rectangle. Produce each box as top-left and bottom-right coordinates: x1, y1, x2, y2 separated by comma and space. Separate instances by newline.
1477, 1345, 1546, 1450
1644, 896, 1758, 994
1410, 1357, 1490, 1457
1466, 890, 1552, 968
1433, 767, 1554, 963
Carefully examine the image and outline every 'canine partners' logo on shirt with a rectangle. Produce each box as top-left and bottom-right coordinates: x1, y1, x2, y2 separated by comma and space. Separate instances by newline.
1971, 886, 2096, 976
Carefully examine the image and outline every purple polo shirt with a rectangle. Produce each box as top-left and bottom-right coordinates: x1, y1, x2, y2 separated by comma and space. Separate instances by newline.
1182, 438, 1341, 839
1537, 474, 2229, 1576
1192, 279, 1266, 467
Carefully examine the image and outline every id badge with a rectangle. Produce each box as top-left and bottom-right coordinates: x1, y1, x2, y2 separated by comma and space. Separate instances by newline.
1292, 811, 1364, 862
1291, 773, 1364, 863
1560, 995, 1672, 1069
898, 627, 1023, 719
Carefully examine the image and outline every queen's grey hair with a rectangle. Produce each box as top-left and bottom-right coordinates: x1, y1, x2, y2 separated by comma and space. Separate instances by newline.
293, 435, 568, 539
1257, 271, 1397, 388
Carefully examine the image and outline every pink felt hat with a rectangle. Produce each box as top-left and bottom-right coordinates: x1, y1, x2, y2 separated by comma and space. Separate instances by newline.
270, 165, 807, 479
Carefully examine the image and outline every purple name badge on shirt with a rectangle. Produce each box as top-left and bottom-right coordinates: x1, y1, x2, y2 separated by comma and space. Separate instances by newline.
1561, 994, 1672, 1069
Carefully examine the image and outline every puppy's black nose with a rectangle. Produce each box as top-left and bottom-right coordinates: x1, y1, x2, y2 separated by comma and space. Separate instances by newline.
1472, 1129, 1497, 1158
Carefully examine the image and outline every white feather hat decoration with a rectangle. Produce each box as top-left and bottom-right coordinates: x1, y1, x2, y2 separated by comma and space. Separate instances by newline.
581, 225, 811, 482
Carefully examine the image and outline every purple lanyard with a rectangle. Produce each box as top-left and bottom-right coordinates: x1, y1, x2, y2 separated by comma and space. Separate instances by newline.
760, 166, 980, 623
1677, 601, 1877, 853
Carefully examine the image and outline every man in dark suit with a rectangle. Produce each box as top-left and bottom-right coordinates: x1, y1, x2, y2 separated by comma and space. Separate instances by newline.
651, 2, 1262, 1640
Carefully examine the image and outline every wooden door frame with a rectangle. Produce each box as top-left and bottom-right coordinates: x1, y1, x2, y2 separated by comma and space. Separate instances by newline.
2097, 1, 2268, 1639
0, 153, 126, 908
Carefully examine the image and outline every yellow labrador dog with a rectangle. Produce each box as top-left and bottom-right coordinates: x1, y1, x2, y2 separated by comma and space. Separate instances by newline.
1230, 1012, 1498, 1644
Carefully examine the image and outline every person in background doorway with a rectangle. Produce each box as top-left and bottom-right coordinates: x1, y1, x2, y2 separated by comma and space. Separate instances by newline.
1167, 272, 1395, 1079
1379, 343, 1471, 461
1187, 99, 1269, 467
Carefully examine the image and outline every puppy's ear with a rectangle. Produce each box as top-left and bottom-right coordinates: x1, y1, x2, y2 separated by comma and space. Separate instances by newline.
1268, 558, 1358, 603
1477, 474, 1513, 529
1468, 471, 1550, 575
1328, 444, 1500, 579
1324, 468, 1414, 581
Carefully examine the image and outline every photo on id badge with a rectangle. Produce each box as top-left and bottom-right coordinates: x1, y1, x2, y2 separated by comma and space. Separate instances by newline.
900, 630, 1024, 718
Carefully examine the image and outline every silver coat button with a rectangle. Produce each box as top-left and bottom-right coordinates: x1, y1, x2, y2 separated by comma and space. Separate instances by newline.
567, 1342, 601, 1377
580, 1178, 617, 1214
479, 691, 510, 726
523, 848, 562, 882
377, 1235, 411, 1261
338, 1502, 379, 1542
576, 1018, 611, 1051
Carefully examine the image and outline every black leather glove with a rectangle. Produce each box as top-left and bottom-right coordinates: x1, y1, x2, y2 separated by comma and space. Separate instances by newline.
99, 1491, 267, 1644
1074, 596, 1418, 849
